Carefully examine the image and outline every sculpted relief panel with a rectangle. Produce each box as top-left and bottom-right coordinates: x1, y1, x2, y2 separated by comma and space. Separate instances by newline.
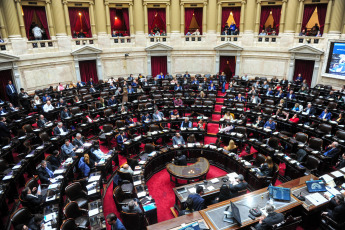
241, 57, 288, 78
172, 56, 215, 74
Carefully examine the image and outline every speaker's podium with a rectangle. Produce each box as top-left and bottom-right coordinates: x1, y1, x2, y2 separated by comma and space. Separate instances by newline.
143, 203, 158, 225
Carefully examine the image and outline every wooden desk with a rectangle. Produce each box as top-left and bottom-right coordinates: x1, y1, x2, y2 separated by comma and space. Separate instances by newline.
146, 212, 205, 230
166, 157, 210, 185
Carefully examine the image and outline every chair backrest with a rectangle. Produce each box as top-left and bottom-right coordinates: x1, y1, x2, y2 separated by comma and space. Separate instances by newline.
255, 154, 266, 166
60, 218, 77, 230
23, 124, 34, 133
39, 132, 50, 143
264, 99, 275, 105
313, 98, 324, 106
305, 155, 320, 170
204, 100, 214, 106
139, 95, 149, 101
308, 137, 323, 150
295, 132, 308, 143
273, 216, 302, 230
268, 137, 279, 149
121, 211, 143, 230
83, 94, 93, 101
70, 106, 81, 115
263, 108, 273, 116
64, 201, 81, 219
65, 182, 83, 200
235, 126, 247, 135
318, 123, 332, 134
104, 108, 113, 117
117, 170, 133, 182
324, 85, 332, 90
103, 124, 113, 133
79, 89, 88, 95
25, 177, 39, 190
336, 130, 345, 140
150, 124, 160, 131
144, 144, 155, 153
11, 208, 32, 227
100, 91, 109, 98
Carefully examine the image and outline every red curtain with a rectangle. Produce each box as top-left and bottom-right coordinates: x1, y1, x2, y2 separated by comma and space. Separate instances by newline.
317, 4, 327, 34
184, 8, 194, 34
193, 8, 203, 34
222, 7, 241, 31
220, 56, 236, 78
122, 8, 130, 35
259, 6, 271, 32
302, 5, 316, 31
271, 6, 281, 34
23, 6, 50, 39
79, 60, 98, 83
151, 56, 167, 78
68, 7, 92, 37
148, 8, 166, 33
294, 59, 315, 86
0, 70, 13, 101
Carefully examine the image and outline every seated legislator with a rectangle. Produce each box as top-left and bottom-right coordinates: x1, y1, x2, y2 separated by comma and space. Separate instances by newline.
289, 114, 300, 124
323, 142, 340, 158
152, 110, 164, 121
319, 108, 332, 121
224, 140, 237, 152
119, 163, 134, 175
60, 107, 71, 119
37, 160, 54, 184
127, 85, 136, 94
172, 133, 185, 146
73, 133, 85, 148
106, 213, 126, 230
117, 131, 128, 149
48, 150, 61, 170
336, 153, 345, 169
21, 187, 43, 205
56, 98, 66, 108
90, 144, 113, 161
265, 88, 274, 96
37, 115, 51, 128
214, 184, 231, 203
322, 194, 345, 222
303, 103, 316, 116
264, 118, 276, 131
43, 100, 54, 112
235, 93, 246, 102
28, 214, 44, 230
0, 106, 7, 115
223, 112, 234, 121
295, 73, 303, 84
335, 113, 344, 125
187, 186, 205, 211
275, 89, 284, 98
254, 204, 284, 230
89, 85, 97, 93
187, 134, 197, 143
77, 81, 86, 88
78, 154, 96, 177
122, 199, 143, 214
181, 117, 192, 128
257, 156, 274, 177
229, 174, 248, 198
291, 103, 302, 112
173, 151, 187, 166
197, 119, 206, 129
253, 116, 265, 128
208, 83, 216, 91
250, 95, 262, 105
174, 83, 182, 91
42, 93, 52, 102
174, 97, 183, 107
61, 139, 77, 158
286, 90, 296, 100
53, 122, 68, 136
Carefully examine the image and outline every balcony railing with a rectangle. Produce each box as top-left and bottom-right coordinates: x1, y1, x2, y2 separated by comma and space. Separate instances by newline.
183, 35, 205, 42
218, 35, 240, 42
294, 36, 324, 45
256, 35, 280, 43
0, 42, 10, 51
113, 36, 132, 44
27, 40, 57, 49
72, 38, 97, 46
148, 36, 168, 43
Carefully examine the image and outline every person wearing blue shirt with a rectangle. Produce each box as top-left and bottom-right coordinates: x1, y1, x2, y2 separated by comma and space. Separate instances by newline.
106, 213, 126, 230
262, 81, 269, 90
229, 23, 236, 35
219, 72, 226, 93
6, 80, 18, 106
61, 139, 76, 159
77, 81, 86, 88
131, 80, 138, 87
127, 85, 135, 94
157, 72, 164, 79
42, 93, 52, 102
265, 88, 274, 96
141, 113, 151, 123
208, 83, 216, 91
319, 108, 332, 121
78, 154, 95, 177
286, 90, 295, 100
191, 79, 199, 85
0, 107, 7, 115
235, 93, 246, 102
187, 186, 205, 211
183, 71, 191, 78
275, 90, 284, 98
152, 110, 164, 121
108, 96, 117, 106
165, 73, 173, 79
323, 142, 340, 158
181, 117, 192, 128
295, 73, 303, 84
174, 84, 182, 91
291, 103, 300, 112
117, 131, 127, 150
127, 74, 134, 81
264, 118, 276, 130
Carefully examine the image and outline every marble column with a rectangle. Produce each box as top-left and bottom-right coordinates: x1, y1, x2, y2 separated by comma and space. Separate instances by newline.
216, 2, 222, 34
89, 3, 97, 36
15, 0, 26, 37
202, 2, 207, 34
180, 3, 185, 34
170, 0, 180, 33
295, 0, 304, 33
279, 0, 287, 33
244, 0, 256, 33
284, 0, 298, 33
240, 1, 246, 33
133, 0, 144, 34
94, 0, 107, 35
129, 3, 135, 34
207, 0, 217, 34
45, 0, 55, 37
63, 0, 71, 36
166, 3, 171, 33
254, 0, 261, 34
104, 1, 111, 34
329, 0, 344, 35
323, 0, 333, 34
51, 0, 66, 36
0, 7, 8, 38
1, 0, 20, 38
144, 3, 148, 33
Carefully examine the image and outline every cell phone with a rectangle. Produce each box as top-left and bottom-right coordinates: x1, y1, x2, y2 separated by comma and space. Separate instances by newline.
248, 214, 256, 220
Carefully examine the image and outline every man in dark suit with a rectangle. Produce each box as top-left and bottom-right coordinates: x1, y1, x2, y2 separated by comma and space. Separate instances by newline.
219, 72, 226, 93
174, 151, 187, 166
253, 116, 265, 128
48, 150, 61, 170
229, 174, 248, 198
286, 90, 296, 100
108, 96, 117, 106
19, 88, 30, 111
89, 85, 97, 93
73, 133, 85, 148
117, 131, 127, 149
122, 199, 142, 214
60, 107, 71, 120
37, 160, 54, 184
21, 187, 43, 205
303, 103, 316, 116
265, 88, 274, 96
6, 80, 18, 106
181, 117, 192, 128
323, 142, 340, 158
255, 204, 284, 230
37, 115, 51, 128
322, 194, 345, 222
88, 78, 95, 86
77, 81, 86, 88
187, 186, 205, 211
336, 153, 345, 169
106, 213, 126, 230
0, 117, 10, 144
53, 122, 68, 136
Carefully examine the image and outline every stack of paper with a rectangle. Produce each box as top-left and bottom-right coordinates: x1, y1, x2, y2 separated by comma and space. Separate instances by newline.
320, 174, 334, 183
305, 193, 328, 206
89, 209, 99, 216
331, 171, 344, 178
211, 178, 219, 184
88, 175, 101, 182
188, 188, 196, 193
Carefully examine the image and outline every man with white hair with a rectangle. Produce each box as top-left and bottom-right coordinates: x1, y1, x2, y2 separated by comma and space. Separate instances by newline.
43, 100, 54, 112
255, 204, 284, 230
53, 122, 68, 136
181, 117, 192, 128
323, 142, 340, 158
73, 133, 85, 147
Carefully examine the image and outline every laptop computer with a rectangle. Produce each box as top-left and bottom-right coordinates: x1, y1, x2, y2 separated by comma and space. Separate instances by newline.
306, 180, 327, 193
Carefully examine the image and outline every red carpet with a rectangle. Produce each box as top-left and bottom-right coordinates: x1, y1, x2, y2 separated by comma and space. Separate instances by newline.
207, 123, 219, 134
212, 114, 221, 121
214, 105, 223, 112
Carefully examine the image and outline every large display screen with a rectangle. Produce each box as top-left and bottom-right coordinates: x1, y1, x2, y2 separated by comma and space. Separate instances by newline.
327, 42, 345, 76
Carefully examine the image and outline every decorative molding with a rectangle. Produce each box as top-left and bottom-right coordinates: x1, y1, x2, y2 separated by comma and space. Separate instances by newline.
0, 53, 20, 64
145, 43, 173, 51
214, 42, 243, 51
289, 44, 323, 55
71, 45, 102, 56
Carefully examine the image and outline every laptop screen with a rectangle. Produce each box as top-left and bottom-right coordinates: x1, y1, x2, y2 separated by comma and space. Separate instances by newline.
306, 180, 327, 192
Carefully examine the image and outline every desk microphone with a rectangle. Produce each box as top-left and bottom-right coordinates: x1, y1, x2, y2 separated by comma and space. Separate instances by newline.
296, 192, 305, 201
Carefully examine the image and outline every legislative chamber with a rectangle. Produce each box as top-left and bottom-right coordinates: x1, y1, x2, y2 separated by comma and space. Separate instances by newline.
1, 0, 345, 230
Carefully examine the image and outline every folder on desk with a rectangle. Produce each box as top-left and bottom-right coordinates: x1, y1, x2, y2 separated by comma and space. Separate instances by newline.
305, 193, 328, 206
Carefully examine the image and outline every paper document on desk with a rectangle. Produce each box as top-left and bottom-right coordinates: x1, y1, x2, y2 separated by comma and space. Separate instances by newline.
340, 167, 345, 173
326, 186, 341, 196
320, 174, 334, 183
3, 175, 12, 180
207, 186, 215, 191
133, 170, 141, 175
48, 183, 59, 189
12, 164, 21, 169
137, 191, 146, 198
134, 181, 141, 186
75, 149, 83, 153
305, 193, 328, 206
88, 175, 101, 182
44, 213, 56, 222
86, 182, 97, 190
210, 178, 219, 184
331, 171, 344, 178
46, 195, 56, 202
89, 209, 99, 216
188, 188, 196, 193
227, 172, 238, 179
83, 143, 92, 147
187, 143, 194, 148
88, 189, 97, 195
54, 169, 65, 175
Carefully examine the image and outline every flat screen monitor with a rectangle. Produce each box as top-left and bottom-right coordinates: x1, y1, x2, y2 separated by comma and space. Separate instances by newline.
230, 201, 242, 226
178, 222, 200, 230
306, 180, 327, 193
326, 42, 345, 76
268, 186, 291, 201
